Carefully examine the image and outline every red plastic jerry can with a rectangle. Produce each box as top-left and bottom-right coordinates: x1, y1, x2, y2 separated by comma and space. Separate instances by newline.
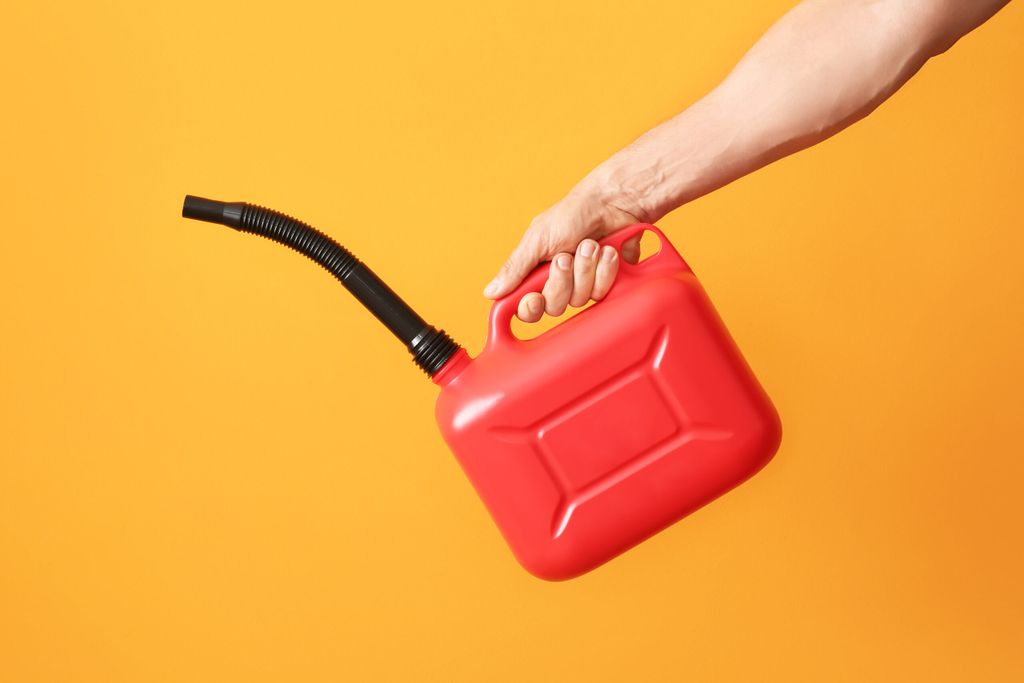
433, 224, 781, 580
181, 198, 779, 581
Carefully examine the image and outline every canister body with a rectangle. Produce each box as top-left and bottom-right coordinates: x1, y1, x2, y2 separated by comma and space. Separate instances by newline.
435, 226, 780, 580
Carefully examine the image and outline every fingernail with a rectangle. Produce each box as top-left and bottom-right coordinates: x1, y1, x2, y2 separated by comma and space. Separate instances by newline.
556, 254, 571, 270
602, 246, 617, 262
483, 278, 500, 297
579, 240, 597, 258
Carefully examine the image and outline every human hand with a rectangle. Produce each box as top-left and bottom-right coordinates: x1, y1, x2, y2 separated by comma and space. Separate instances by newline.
480, 0, 1012, 324
482, 190, 644, 322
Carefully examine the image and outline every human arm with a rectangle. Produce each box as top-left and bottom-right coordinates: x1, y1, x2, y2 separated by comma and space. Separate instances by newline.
484, 0, 1011, 322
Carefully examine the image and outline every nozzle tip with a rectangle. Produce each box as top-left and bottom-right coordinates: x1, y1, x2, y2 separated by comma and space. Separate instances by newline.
182, 195, 224, 221
182, 195, 243, 228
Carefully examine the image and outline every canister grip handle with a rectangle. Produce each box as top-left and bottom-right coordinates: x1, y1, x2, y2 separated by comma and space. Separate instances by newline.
486, 223, 687, 348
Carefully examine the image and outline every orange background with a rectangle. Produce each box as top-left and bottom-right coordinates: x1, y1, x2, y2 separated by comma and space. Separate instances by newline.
2, 1, 1022, 680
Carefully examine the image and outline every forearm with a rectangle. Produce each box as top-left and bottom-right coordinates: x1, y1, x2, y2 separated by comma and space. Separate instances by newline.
574, 0, 1009, 222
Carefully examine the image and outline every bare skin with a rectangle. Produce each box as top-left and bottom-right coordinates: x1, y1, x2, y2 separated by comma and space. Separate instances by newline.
483, 0, 1012, 322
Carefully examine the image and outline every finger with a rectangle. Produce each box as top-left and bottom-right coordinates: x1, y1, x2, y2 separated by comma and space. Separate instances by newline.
591, 246, 619, 300
621, 233, 642, 264
484, 232, 544, 299
517, 292, 545, 323
541, 252, 573, 316
569, 239, 599, 307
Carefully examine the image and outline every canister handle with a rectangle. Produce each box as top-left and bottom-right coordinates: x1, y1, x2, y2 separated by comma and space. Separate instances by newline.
486, 223, 688, 349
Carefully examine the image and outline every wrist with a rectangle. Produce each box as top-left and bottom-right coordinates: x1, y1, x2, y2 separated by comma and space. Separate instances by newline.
569, 92, 738, 225
569, 166, 657, 225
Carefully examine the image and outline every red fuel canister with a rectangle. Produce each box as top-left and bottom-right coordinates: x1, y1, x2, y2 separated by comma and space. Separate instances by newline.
433, 223, 780, 579
182, 198, 780, 581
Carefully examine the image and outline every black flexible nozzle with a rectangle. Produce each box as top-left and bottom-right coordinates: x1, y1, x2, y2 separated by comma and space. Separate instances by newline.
182, 195, 461, 377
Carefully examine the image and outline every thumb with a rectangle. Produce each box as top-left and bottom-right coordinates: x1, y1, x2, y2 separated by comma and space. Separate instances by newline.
483, 233, 545, 299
